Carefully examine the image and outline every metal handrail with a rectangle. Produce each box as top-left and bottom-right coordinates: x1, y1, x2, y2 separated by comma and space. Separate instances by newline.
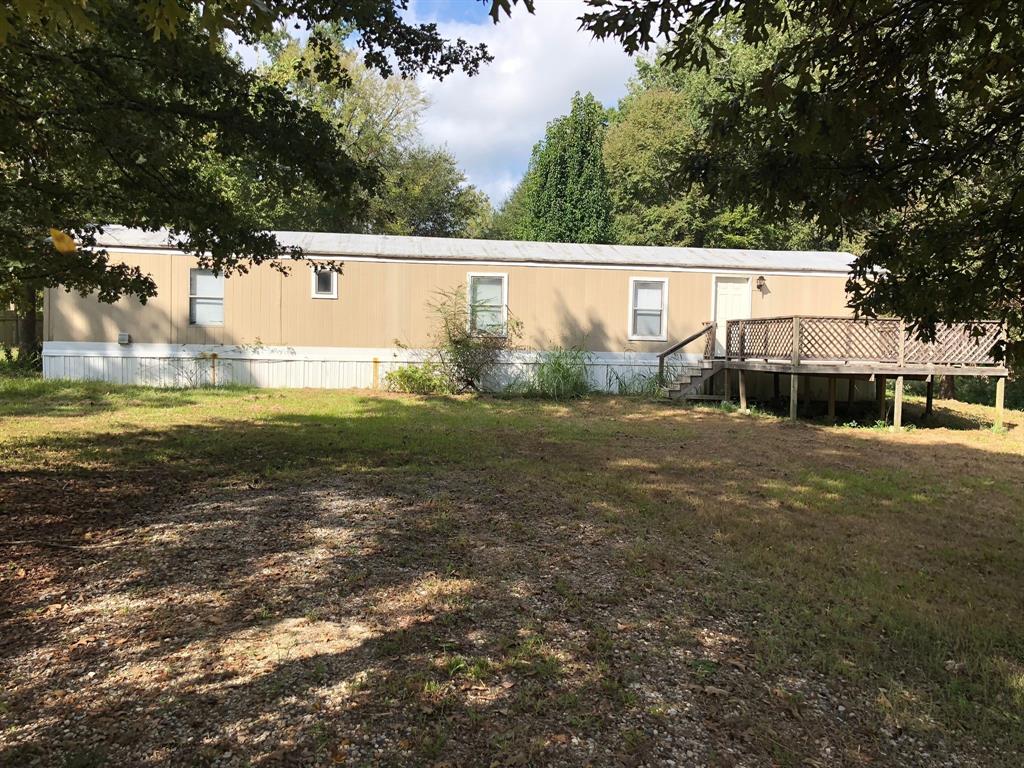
657, 322, 716, 380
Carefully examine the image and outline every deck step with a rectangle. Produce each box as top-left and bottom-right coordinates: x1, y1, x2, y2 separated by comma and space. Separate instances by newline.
664, 358, 725, 402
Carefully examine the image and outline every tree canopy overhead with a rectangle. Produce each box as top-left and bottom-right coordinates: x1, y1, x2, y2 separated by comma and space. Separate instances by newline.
0, 0, 502, 329
569, 0, 1024, 360
1, 0, 511, 80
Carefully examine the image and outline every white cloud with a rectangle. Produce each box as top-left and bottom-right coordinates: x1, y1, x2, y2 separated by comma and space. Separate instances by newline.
408, 1, 636, 205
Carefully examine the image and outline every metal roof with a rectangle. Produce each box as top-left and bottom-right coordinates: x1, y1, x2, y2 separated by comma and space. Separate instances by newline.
95, 227, 854, 274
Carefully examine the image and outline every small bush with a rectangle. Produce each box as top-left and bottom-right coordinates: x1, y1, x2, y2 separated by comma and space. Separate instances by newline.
384, 363, 452, 395
513, 347, 591, 400
1, 344, 42, 377
610, 368, 664, 398
429, 286, 522, 392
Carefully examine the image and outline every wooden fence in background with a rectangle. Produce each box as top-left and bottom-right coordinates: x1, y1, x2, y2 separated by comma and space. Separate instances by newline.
0, 310, 43, 348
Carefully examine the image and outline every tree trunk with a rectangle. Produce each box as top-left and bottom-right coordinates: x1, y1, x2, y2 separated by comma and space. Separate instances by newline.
939, 375, 956, 400
16, 283, 40, 362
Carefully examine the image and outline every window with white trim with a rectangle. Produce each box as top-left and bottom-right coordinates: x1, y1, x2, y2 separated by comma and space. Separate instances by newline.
311, 267, 338, 299
629, 278, 667, 340
468, 273, 507, 335
189, 269, 224, 326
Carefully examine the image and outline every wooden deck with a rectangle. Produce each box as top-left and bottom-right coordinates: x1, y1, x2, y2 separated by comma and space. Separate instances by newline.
660, 316, 1009, 427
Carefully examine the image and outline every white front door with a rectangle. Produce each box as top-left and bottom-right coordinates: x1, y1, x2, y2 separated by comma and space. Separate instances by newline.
714, 277, 751, 356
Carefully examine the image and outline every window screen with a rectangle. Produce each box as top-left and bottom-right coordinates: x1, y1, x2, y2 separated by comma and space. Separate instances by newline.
469, 275, 506, 334
631, 280, 664, 338
314, 269, 335, 296
189, 269, 224, 325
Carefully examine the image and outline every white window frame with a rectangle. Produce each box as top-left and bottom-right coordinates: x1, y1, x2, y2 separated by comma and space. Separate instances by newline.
188, 268, 224, 326
310, 265, 338, 299
466, 272, 508, 336
628, 277, 669, 342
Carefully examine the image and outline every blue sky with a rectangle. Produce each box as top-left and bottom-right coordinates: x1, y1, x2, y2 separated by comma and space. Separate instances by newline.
405, 0, 637, 204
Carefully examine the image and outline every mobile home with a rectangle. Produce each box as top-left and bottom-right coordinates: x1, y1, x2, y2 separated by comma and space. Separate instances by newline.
44, 228, 856, 393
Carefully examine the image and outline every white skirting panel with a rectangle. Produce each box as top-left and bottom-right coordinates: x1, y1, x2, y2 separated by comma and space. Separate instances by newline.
42, 342, 695, 393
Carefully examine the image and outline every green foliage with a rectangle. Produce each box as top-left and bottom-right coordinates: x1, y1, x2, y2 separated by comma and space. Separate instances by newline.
609, 368, 663, 398
2, 7, 358, 305
368, 146, 492, 238
0, 0, 496, 82
0, 2, 495, 311
486, 179, 535, 241
490, 92, 613, 243
383, 363, 452, 396
527, 92, 613, 244
512, 347, 591, 400
947, 377, 1024, 412
0, 344, 41, 377
222, 29, 491, 238
428, 286, 522, 393
603, 49, 828, 250
492, 47, 829, 252
580, 2, 1024, 364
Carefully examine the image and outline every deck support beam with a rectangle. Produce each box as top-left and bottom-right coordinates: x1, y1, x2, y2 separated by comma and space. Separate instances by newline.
724, 368, 731, 402
738, 369, 748, 413
995, 377, 1005, 430
876, 377, 887, 422
893, 376, 904, 430
925, 379, 934, 417
789, 317, 801, 421
827, 377, 836, 423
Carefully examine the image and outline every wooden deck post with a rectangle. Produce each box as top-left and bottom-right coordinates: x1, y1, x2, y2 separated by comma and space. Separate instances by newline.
995, 376, 1006, 429
773, 373, 781, 405
738, 369, 748, 413
827, 377, 836, 423
876, 376, 887, 421
790, 317, 802, 421
724, 368, 731, 402
925, 378, 934, 416
789, 374, 799, 420
893, 320, 905, 429
893, 376, 904, 430
846, 377, 855, 413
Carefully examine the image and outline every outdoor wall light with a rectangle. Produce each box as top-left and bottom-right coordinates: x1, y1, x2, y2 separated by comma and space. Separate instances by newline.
755, 275, 768, 293
117, 332, 132, 345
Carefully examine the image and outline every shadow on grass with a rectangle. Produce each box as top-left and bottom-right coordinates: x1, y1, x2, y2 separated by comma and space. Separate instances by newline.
0, 377, 255, 418
736, 393, 1020, 432
1, 391, 1022, 766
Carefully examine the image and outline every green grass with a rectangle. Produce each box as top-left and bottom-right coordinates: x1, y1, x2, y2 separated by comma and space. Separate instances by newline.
3, 378, 1024, 763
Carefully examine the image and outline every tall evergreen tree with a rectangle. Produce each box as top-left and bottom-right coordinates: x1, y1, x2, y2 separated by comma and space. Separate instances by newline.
526, 92, 613, 244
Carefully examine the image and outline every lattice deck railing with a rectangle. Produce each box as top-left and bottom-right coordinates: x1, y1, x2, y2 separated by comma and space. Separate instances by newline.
724, 316, 1002, 367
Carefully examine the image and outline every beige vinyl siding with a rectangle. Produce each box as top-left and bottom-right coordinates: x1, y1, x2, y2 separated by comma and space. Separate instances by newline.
46, 251, 853, 352
751, 274, 850, 319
